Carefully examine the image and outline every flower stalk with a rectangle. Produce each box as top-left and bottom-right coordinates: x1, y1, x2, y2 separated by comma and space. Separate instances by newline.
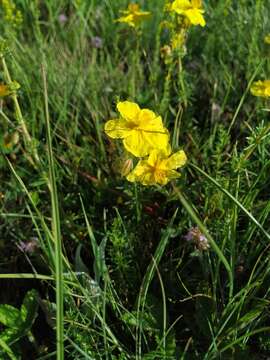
1, 55, 40, 165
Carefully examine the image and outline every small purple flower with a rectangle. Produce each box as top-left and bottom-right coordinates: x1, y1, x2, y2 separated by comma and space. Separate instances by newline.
184, 227, 210, 251
91, 36, 103, 49
17, 238, 39, 254
185, 229, 195, 242
58, 14, 68, 24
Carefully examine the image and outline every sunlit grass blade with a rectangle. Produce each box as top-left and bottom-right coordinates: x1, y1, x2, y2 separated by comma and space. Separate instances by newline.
173, 185, 234, 299
42, 64, 64, 360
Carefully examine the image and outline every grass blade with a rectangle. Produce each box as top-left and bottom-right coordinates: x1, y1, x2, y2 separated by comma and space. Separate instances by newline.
42, 64, 64, 360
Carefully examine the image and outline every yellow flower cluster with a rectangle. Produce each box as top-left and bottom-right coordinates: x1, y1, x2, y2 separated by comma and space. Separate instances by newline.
170, 0, 206, 27
1, 0, 23, 28
250, 35, 270, 99
116, 3, 151, 28
105, 101, 187, 186
160, 0, 205, 62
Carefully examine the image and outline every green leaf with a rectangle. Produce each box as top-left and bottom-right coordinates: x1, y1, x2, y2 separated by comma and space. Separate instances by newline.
122, 309, 159, 334
94, 237, 108, 283
75, 244, 89, 274
233, 299, 268, 331
0, 305, 21, 329
39, 299, 56, 328
20, 289, 39, 328
0, 328, 19, 344
0, 290, 39, 348
163, 329, 176, 358
0, 336, 17, 360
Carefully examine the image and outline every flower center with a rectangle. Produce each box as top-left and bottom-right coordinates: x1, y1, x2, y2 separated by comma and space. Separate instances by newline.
153, 167, 166, 181
127, 121, 139, 130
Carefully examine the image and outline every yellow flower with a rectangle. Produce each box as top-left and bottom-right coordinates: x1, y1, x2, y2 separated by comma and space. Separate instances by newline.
1, 0, 23, 28
171, 0, 206, 27
264, 34, 270, 45
250, 80, 270, 98
126, 147, 187, 186
1, 131, 19, 152
116, 3, 151, 28
0, 84, 11, 97
105, 101, 169, 157
164, 1, 173, 11
0, 81, 20, 97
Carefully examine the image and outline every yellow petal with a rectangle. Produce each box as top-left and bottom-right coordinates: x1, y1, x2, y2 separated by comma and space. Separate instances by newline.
166, 150, 187, 170
138, 112, 167, 133
138, 109, 158, 126
134, 11, 151, 17
123, 130, 149, 157
191, 0, 203, 8
104, 119, 130, 139
117, 101, 141, 123
138, 112, 170, 153
147, 149, 159, 167
116, 14, 135, 26
126, 160, 149, 182
185, 9, 205, 26
171, 0, 191, 12
126, 169, 137, 182
141, 172, 156, 185
143, 130, 170, 152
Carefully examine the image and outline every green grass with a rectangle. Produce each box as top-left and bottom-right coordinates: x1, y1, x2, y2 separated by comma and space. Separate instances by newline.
0, 0, 270, 359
